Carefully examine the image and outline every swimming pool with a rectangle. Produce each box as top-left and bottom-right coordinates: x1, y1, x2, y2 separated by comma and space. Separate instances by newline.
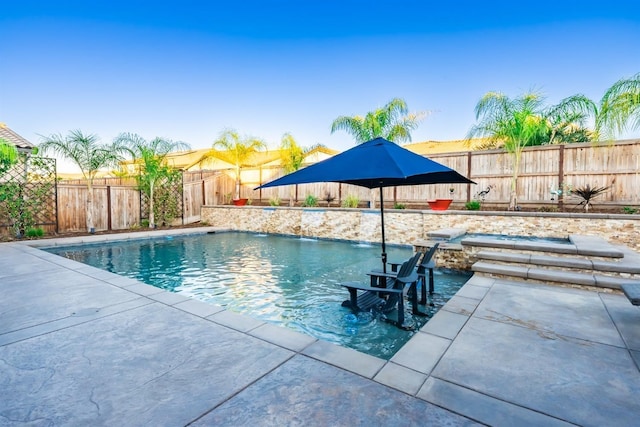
46, 232, 471, 359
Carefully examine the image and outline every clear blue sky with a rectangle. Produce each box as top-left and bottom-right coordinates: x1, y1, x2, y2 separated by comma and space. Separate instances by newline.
2, 1, 640, 171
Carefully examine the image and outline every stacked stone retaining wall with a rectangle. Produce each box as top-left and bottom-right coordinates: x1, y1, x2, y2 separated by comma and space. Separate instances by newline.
201, 206, 640, 252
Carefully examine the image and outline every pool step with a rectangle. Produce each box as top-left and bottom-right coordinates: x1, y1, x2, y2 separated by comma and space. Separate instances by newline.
472, 261, 639, 290
467, 234, 640, 290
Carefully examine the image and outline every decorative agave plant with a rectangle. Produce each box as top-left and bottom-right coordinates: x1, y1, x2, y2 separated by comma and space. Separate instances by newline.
572, 185, 610, 212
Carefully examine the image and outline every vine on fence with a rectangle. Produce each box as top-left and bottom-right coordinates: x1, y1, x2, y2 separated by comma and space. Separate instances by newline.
0, 155, 57, 237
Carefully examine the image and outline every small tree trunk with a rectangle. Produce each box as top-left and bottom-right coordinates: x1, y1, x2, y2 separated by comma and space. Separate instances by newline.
149, 181, 155, 228
235, 166, 241, 200
86, 180, 95, 233
508, 151, 521, 211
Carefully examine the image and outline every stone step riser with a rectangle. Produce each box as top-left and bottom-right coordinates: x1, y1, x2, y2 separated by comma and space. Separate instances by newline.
472, 272, 624, 293
472, 261, 640, 290
473, 257, 640, 279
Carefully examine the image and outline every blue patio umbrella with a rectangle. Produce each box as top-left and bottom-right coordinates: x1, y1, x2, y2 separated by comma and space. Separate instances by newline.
257, 137, 474, 271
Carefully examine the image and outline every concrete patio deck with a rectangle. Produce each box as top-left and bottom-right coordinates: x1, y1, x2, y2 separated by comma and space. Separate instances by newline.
1, 229, 639, 426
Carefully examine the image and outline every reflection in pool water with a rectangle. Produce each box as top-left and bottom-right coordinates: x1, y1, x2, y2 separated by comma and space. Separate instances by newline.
46, 232, 471, 359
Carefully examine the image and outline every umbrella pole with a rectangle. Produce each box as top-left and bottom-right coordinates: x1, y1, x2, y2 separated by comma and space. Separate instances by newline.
379, 187, 387, 273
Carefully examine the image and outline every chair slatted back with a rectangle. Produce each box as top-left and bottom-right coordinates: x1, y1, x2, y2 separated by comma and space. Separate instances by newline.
418, 243, 439, 269
396, 252, 422, 280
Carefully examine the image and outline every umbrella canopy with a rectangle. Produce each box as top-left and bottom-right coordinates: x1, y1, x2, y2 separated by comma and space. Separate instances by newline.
257, 137, 475, 271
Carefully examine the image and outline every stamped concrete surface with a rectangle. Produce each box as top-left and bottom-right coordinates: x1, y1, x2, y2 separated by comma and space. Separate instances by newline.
0, 235, 476, 426
2, 230, 640, 426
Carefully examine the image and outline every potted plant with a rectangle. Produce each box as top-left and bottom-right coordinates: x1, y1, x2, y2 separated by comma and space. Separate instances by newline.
427, 199, 453, 210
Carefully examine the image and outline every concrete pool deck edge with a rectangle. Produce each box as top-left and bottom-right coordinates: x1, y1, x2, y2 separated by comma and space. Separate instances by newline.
3, 227, 640, 425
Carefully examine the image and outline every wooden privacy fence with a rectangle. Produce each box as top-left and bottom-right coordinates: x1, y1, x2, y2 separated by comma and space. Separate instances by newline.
56, 171, 229, 233
243, 139, 640, 208
52, 139, 640, 233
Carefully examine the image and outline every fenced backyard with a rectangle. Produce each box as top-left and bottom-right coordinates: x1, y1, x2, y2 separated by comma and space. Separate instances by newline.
252, 139, 640, 210
1, 139, 639, 236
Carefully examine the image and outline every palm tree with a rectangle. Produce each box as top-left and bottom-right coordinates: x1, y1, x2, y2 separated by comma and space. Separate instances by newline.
467, 92, 546, 210
598, 72, 640, 139
468, 91, 597, 210
39, 130, 127, 233
330, 98, 426, 144
115, 133, 190, 228
211, 129, 267, 201
331, 98, 426, 207
279, 133, 326, 206
545, 94, 597, 144
0, 138, 18, 176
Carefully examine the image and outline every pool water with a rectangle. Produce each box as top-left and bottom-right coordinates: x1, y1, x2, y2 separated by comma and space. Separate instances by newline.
46, 232, 471, 359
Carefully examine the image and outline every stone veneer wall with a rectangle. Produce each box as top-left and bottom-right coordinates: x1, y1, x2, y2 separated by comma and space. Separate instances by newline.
201, 206, 640, 252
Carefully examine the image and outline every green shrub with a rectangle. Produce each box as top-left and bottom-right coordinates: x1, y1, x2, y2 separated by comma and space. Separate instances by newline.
25, 227, 44, 238
465, 200, 481, 210
623, 206, 638, 214
302, 194, 318, 207
394, 203, 406, 209
269, 197, 281, 206
141, 219, 150, 228
341, 195, 359, 208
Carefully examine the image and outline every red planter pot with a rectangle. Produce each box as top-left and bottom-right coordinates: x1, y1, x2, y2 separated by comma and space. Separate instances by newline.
232, 198, 248, 206
427, 199, 453, 210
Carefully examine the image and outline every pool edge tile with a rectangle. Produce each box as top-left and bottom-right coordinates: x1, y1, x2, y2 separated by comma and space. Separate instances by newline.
249, 323, 317, 352
301, 340, 386, 379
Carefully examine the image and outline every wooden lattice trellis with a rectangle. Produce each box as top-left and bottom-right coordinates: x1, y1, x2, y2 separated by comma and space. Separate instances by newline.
0, 155, 57, 236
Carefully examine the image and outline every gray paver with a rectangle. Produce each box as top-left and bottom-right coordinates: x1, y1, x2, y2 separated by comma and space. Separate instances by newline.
147, 290, 191, 305
441, 294, 481, 316
302, 340, 385, 378
174, 298, 225, 318
0, 268, 144, 334
455, 284, 489, 300
391, 332, 451, 375
0, 303, 294, 426
418, 377, 574, 427
208, 308, 266, 332
420, 309, 470, 339
463, 275, 495, 288
474, 282, 625, 347
374, 362, 428, 395
431, 316, 640, 426
248, 322, 317, 352
600, 293, 640, 351
192, 355, 477, 427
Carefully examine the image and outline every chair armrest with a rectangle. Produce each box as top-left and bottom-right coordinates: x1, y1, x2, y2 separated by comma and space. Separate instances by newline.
367, 271, 397, 279
396, 272, 419, 284
340, 282, 382, 292
340, 282, 404, 294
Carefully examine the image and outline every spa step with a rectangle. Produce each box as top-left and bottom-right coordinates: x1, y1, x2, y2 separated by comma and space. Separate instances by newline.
475, 251, 640, 275
461, 235, 624, 258
471, 261, 639, 290
426, 228, 467, 240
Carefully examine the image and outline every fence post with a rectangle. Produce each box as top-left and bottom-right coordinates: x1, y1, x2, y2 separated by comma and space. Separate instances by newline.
107, 185, 112, 231
54, 159, 59, 234
466, 151, 473, 202
181, 171, 185, 225
558, 144, 565, 210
